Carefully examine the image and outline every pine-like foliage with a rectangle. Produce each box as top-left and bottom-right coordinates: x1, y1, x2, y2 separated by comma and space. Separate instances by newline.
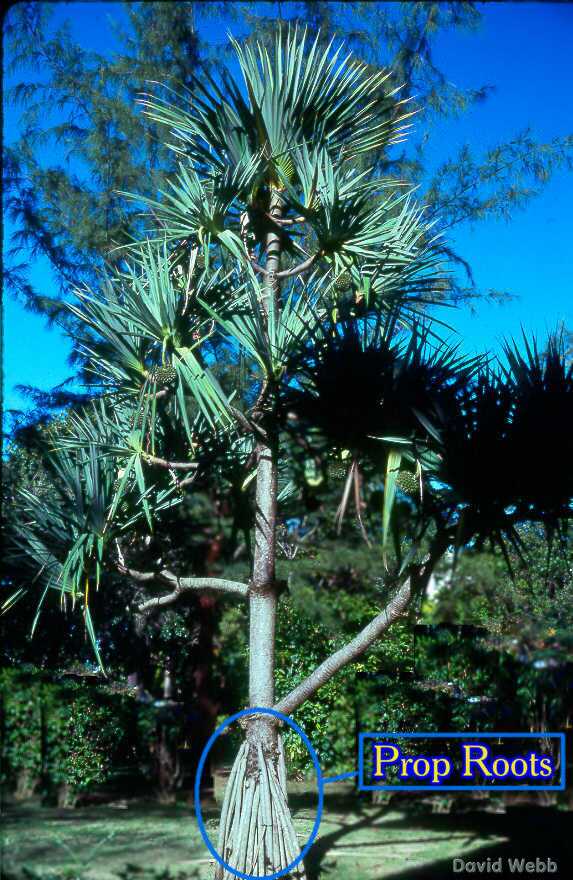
4, 2, 205, 319
5, 1, 573, 327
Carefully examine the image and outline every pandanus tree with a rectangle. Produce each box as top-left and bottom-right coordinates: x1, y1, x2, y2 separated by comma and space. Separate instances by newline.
6, 28, 573, 880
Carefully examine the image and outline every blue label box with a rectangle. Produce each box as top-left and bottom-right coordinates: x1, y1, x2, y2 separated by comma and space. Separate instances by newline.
358, 732, 566, 792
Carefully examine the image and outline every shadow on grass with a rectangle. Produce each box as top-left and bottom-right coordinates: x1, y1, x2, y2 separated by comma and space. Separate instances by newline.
304, 805, 573, 880
4, 794, 571, 880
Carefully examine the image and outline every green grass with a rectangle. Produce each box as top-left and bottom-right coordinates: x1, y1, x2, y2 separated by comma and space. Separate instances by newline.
1, 787, 570, 880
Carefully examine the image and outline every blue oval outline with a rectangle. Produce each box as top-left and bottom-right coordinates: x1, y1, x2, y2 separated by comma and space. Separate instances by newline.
194, 706, 324, 880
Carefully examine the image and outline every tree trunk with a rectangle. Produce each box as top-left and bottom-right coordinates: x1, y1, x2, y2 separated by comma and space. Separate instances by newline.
157, 722, 180, 804
56, 782, 79, 809
14, 768, 40, 801
215, 187, 305, 878
216, 438, 305, 878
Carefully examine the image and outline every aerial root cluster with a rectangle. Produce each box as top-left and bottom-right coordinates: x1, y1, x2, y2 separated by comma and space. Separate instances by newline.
214, 737, 306, 879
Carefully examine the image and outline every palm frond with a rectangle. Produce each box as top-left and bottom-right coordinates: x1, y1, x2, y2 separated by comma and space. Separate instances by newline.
140, 25, 413, 191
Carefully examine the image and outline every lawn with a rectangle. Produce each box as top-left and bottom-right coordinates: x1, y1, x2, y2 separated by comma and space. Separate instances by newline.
2, 785, 570, 880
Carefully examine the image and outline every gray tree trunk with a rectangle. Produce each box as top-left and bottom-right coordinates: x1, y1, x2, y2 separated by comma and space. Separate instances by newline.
214, 188, 306, 879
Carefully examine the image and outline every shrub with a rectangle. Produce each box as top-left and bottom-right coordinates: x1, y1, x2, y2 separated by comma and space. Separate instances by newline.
1, 668, 134, 804
45, 684, 128, 803
0, 669, 43, 799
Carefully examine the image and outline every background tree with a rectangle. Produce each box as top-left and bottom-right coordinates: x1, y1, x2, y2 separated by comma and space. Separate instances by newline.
4, 1, 204, 321
7, 26, 573, 879
4, 1, 572, 333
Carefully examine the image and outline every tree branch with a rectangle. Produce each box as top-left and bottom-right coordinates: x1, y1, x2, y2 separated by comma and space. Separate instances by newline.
250, 258, 270, 277
117, 564, 158, 582
142, 453, 198, 471
145, 386, 172, 401
264, 212, 306, 226
178, 473, 198, 489
230, 405, 268, 441
117, 561, 246, 595
276, 253, 318, 279
250, 252, 318, 279
136, 573, 249, 613
273, 577, 412, 716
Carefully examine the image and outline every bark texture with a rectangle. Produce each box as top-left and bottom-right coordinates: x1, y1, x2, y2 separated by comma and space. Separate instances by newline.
249, 443, 278, 711
215, 187, 307, 877
248, 188, 282, 711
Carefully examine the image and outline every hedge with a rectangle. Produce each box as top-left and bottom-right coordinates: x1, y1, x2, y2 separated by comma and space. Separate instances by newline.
0, 669, 135, 804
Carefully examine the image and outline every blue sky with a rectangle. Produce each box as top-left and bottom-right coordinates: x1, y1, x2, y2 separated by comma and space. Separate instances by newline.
3, 2, 572, 417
